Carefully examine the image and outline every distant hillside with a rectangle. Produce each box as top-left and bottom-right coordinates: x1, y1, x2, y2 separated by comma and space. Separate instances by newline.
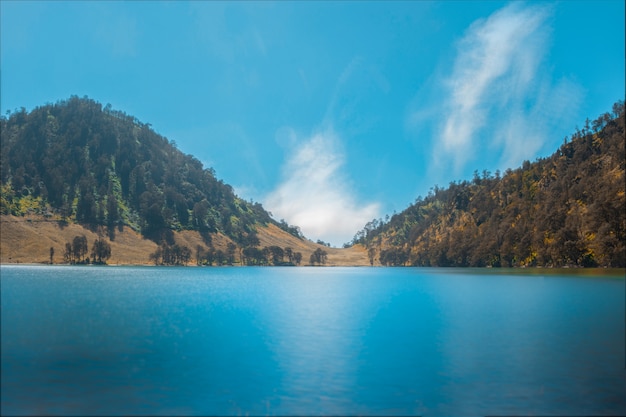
0, 96, 321, 265
0, 215, 369, 266
351, 101, 625, 268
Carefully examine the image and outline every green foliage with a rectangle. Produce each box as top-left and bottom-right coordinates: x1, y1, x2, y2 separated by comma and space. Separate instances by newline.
91, 238, 112, 264
379, 248, 409, 266
62, 234, 106, 264
242, 246, 267, 266
355, 101, 625, 268
149, 243, 192, 266
293, 251, 303, 265
367, 247, 376, 265
309, 248, 328, 265
0, 96, 280, 245
267, 245, 284, 265
72, 235, 88, 263
277, 219, 304, 239
238, 243, 301, 266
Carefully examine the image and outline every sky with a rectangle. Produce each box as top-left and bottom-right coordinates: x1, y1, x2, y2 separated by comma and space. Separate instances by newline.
2, 1, 624, 246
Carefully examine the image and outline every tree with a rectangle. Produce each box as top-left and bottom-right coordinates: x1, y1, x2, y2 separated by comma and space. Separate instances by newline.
179, 245, 191, 265
309, 248, 328, 265
215, 249, 225, 266
49, 246, 54, 264
367, 247, 376, 266
285, 247, 294, 263
242, 231, 260, 248
76, 191, 97, 224
149, 246, 163, 265
226, 242, 237, 265
64, 242, 73, 263
243, 246, 265, 265
379, 248, 409, 266
91, 238, 112, 264
196, 245, 204, 266
149, 243, 191, 265
72, 235, 88, 263
268, 246, 284, 265
106, 193, 119, 227
204, 247, 216, 266
293, 252, 302, 265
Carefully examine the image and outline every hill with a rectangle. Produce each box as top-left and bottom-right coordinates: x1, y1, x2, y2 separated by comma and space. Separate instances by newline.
350, 101, 625, 268
0, 215, 369, 266
0, 96, 368, 266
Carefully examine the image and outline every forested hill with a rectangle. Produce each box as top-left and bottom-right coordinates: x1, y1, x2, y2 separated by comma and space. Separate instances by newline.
0, 96, 301, 246
351, 101, 625, 268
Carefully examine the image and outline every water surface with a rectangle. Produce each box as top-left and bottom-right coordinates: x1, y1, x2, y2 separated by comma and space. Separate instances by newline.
1, 265, 625, 416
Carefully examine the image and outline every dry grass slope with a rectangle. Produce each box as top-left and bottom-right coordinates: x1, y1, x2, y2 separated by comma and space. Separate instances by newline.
0, 215, 369, 266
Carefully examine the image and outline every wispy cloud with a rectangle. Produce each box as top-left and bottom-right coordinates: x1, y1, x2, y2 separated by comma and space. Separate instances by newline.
264, 128, 380, 247
429, 3, 581, 175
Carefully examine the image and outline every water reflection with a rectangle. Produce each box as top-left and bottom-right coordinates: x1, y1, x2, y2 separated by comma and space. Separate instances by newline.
1, 266, 625, 416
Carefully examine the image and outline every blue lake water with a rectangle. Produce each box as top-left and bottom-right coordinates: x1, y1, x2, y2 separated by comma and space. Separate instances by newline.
1, 265, 625, 416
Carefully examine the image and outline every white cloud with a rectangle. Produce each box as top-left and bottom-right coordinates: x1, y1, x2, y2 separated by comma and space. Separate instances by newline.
264, 128, 380, 247
430, 3, 581, 175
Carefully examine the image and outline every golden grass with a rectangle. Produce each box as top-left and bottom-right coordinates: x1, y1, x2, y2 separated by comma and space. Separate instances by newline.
0, 215, 370, 266
257, 223, 370, 266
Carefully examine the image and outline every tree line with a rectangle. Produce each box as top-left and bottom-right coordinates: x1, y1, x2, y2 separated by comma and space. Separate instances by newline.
62, 235, 112, 264
352, 101, 625, 268
147, 240, 329, 267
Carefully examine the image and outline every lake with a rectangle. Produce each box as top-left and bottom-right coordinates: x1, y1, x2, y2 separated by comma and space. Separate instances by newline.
1, 265, 625, 416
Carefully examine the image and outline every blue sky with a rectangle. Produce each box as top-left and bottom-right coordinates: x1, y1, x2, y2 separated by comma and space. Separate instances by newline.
2, 1, 624, 246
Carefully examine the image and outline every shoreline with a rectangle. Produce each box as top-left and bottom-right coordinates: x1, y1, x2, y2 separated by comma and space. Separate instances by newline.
1, 215, 371, 267
1, 262, 624, 277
